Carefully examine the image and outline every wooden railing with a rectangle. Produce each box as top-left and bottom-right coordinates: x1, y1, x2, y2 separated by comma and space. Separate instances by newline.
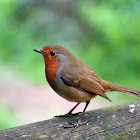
0, 101, 140, 140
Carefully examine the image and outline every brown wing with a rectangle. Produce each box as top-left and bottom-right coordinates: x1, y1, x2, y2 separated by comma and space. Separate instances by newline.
61, 72, 111, 102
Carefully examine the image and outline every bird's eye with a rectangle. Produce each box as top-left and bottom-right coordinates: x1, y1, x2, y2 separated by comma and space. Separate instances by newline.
50, 52, 55, 56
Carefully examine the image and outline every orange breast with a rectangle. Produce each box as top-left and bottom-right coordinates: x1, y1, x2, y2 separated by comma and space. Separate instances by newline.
45, 62, 60, 91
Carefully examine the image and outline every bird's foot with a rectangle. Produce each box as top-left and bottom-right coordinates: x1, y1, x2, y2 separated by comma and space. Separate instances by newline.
54, 112, 82, 118
64, 120, 88, 132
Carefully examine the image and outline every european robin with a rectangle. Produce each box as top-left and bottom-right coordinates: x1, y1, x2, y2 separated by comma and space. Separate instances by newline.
34, 45, 140, 131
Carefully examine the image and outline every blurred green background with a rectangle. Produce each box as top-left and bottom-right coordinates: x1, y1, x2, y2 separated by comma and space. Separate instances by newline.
0, 0, 140, 130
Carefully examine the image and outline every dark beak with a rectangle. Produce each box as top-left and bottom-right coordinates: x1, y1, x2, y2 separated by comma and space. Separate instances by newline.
34, 49, 44, 54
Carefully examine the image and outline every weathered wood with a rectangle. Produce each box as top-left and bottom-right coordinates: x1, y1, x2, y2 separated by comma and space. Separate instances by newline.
0, 101, 140, 140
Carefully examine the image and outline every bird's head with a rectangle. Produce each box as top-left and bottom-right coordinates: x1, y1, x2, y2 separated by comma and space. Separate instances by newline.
34, 45, 75, 68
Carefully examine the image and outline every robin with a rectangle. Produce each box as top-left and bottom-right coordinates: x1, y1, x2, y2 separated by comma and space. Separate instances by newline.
34, 45, 140, 130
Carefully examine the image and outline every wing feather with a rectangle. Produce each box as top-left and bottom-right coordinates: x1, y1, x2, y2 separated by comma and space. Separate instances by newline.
61, 72, 111, 102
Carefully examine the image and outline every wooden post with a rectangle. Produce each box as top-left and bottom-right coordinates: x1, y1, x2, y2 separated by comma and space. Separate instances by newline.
0, 101, 140, 140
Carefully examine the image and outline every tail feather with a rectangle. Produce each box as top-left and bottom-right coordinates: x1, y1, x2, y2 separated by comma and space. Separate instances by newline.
103, 80, 140, 98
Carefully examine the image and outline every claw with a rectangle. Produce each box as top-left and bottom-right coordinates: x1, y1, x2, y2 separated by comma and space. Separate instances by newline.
54, 112, 81, 118
57, 102, 90, 132
63, 120, 88, 132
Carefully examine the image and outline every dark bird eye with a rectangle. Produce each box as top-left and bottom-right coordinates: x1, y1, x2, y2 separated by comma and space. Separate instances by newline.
50, 52, 55, 56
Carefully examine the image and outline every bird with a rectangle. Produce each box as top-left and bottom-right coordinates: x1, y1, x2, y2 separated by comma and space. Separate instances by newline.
34, 45, 140, 130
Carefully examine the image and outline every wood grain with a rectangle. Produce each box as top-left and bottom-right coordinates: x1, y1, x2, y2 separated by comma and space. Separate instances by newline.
0, 101, 140, 140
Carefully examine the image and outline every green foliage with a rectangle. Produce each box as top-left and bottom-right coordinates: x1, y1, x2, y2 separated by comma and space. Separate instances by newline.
0, 105, 22, 130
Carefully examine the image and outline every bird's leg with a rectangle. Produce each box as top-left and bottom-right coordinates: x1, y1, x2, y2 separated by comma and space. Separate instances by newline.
64, 101, 90, 131
55, 103, 81, 117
